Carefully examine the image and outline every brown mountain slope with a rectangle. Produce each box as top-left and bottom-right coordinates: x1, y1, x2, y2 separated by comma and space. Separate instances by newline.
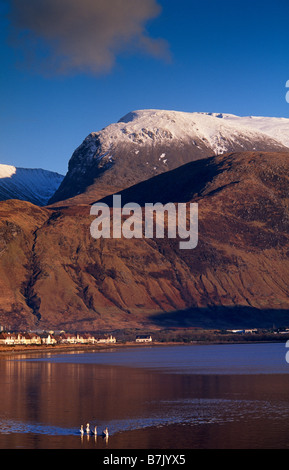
0, 151, 289, 331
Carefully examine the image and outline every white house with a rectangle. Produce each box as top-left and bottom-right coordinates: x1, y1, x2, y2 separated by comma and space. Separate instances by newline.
136, 335, 152, 343
97, 335, 116, 344
77, 333, 97, 344
59, 333, 77, 344
0, 333, 17, 345
41, 333, 57, 345
0, 332, 42, 345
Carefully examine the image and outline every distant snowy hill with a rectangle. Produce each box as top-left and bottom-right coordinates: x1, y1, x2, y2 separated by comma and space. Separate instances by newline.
49, 109, 289, 205
0, 165, 64, 206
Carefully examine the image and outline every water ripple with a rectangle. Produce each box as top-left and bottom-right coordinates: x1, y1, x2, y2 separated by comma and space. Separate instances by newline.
1, 397, 289, 438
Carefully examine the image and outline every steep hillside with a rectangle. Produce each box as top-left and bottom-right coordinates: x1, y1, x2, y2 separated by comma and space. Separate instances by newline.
0, 151, 288, 331
0, 165, 64, 206
49, 110, 288, 205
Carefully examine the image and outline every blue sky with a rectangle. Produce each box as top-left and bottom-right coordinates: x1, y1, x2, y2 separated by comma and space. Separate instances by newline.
1, 0, 289, 175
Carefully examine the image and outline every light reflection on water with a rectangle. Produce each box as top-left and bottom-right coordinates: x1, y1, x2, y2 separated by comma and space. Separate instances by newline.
25, 342, 289, 375
1, 343, 289, 449
1, 396, 289, 438
0, 399, 244, 435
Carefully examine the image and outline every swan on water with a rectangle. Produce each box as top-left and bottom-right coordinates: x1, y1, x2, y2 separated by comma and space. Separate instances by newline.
80, 423, 107, 438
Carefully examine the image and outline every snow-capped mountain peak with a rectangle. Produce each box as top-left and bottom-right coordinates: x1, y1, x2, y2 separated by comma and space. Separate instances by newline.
50, 109, 289, 205
90, 108, 287, 156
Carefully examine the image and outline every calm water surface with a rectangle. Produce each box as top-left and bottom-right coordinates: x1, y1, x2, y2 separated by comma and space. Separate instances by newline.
1, 342, 289, 449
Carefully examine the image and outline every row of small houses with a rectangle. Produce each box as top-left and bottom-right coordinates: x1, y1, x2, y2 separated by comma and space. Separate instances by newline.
0, 332, 117, 347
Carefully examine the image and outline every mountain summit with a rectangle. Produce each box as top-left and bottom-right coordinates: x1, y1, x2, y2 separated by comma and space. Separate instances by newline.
49, 110, 289, 205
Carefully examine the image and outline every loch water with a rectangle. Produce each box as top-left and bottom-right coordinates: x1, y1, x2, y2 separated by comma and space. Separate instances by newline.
1, 342, 289, 449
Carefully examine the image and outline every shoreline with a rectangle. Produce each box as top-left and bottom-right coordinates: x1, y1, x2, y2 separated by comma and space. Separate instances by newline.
0, 341, 131, 358
0, 341, 168, 358
0, 337, 287, 358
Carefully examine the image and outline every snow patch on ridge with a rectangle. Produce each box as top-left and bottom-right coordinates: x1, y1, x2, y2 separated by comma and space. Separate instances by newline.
0, 164, 17, 179
202, 112, 289, 149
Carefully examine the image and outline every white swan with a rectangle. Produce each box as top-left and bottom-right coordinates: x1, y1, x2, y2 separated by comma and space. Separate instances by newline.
86, 423, 91, 434
80, 425, 84, 435
93, 426, 97, 436
102, 427, 109, 438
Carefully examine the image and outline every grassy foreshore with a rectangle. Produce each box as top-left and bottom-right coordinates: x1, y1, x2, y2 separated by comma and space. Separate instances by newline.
0, 341, 125, 357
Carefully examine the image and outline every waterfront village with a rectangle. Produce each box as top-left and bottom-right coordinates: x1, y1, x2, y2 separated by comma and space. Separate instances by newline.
0, 330, 153, 347
0, 324, 289, 349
